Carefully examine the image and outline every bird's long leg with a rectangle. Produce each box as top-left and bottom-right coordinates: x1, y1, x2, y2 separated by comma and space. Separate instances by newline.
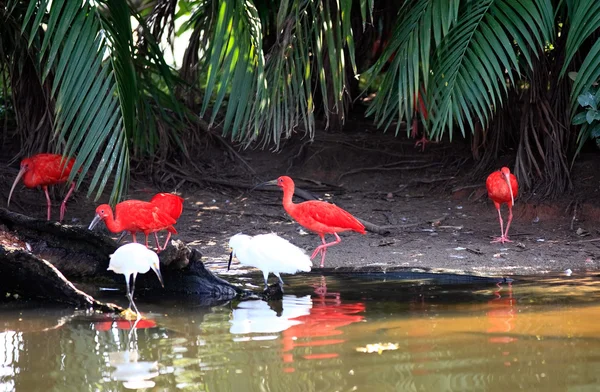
43, 186, 52, 220
491, 206, 511, 244
144, 233, 150, 249
125, 274, 133, 309
154, 232, 163, 252
59, 182, 76, 222
310, 234, 329, 267
162, 232, 172, 251
310, 233, 342, 268
262, 271, 270, 291
504, 205, 514, 240
129, 274, 140, 315
131, 232, 137, 243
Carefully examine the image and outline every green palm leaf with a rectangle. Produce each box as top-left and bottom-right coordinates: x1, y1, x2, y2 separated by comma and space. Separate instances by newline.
428, 0, 554, 140
184, 0, 372, 148
366, 0, 554, 141
21, 0, 137, 204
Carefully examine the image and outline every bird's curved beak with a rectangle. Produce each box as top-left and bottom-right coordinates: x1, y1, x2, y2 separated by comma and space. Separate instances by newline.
7, 167, 26, 207
503, 173, 514, 206
227, 250, 233, 271
88, 214, 102, 230
152, 264, 164, 288
251, 179, 278, 191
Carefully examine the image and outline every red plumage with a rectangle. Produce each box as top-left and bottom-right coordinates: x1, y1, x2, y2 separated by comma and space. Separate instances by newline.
150, 193, 183, 221
89, 200, 176, 251
272, 176, 365, 268
7, 153, 77, 221
486, 167, 518, 244
150, 193, 184, 249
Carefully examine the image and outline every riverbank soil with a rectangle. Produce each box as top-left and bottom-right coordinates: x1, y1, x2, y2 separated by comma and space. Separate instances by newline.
3, 129, 600, 277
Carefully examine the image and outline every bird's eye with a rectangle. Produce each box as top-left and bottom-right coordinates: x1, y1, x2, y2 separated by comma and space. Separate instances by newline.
100, 209, 105, 214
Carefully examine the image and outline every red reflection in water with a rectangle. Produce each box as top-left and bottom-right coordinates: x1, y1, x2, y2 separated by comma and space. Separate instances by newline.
94, 319, 157, 332
281, 278, 365, 372
487, 281, 517, 344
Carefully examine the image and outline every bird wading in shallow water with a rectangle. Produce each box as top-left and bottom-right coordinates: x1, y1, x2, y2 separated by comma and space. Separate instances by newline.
108, 243, 164, 316
486, 167, 519, 244
7, 153, 77, 221
228, 233, 312, 290
263, 176, 366, 268
89, 200, 177, 251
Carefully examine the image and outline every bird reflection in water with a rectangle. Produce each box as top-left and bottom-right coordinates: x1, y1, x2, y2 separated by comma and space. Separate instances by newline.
93, 317, 160, 389
229, 276, 365, 373
487, 281, 518, 345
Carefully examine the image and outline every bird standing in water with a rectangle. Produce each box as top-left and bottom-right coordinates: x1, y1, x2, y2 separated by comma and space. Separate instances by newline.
486, 167, 519, 244
88, 200, 176, 251
264, 176, 366, 268
149, 193, 183, 250
108, 243, 164, 316
228, 233, 312, 290
7, 153, 76, 221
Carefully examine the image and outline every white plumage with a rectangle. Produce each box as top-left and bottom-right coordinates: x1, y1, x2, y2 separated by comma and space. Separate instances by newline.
109, 243, 164, 315
228, 233, 312, 289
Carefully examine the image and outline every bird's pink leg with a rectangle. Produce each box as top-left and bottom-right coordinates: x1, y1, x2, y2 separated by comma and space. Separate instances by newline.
162, 232, 172, 251
504, 205, 514, 240
59, 182, 76, 222
144, 233, 150, 249
131, 232, 137, 243
154, 232, 161, 250
43, 186, 52, 220
310, 233, 342, 268
310, 234, 328, 267
491, 207, 512, 244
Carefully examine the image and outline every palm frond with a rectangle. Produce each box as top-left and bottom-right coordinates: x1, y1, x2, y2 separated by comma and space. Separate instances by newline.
366, 0, 554, 141
561, 2, 600, 112
182, 0, 372, 148
22, 0, 134, 203
427, 0, 554, 141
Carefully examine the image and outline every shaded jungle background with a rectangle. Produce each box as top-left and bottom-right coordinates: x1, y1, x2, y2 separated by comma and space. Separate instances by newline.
0, 0, 600, 204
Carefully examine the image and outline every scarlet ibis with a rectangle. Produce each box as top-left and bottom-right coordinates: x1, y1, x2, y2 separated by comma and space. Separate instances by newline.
264, 176, 366, 268
88, 200, 177, 251
486, 167, 519, 244
149, 193, 183, 250
228, 233, 312, 290
7, 153, 76, 221
108, 243, 164, 316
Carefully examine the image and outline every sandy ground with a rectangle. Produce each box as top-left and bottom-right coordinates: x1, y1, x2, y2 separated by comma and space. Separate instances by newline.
3, 131, 600, 278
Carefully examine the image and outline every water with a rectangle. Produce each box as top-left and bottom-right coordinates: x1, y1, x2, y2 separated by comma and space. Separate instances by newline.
1, 271, 600, 391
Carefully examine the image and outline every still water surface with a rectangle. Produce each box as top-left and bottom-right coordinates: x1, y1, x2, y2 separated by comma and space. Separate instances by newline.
1, 272, 600, 391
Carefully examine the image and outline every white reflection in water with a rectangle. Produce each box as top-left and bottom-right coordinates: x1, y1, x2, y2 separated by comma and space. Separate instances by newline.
103, 318, 160, 390
229, 295, 313, 337
108, 350, 159, 390
0, 331, 21, 392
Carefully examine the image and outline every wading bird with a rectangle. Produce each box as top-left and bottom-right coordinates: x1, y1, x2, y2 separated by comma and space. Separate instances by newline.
228, 233, 312, 290
486, 167, 519, 244
7, 153, 76, 221
108, 243, 164, 316
263, 176, 366, 268
89, 200, 177, 251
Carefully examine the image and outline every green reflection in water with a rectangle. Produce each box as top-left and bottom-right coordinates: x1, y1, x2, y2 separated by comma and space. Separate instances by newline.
1, 273, 600, 391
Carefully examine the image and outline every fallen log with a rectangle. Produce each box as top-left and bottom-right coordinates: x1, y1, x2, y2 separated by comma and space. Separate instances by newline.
0, 208, 241, 307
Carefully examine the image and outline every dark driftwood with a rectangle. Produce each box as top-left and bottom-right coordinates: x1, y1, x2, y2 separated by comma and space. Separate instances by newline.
0, 208, 241, 307
0, 245, 122, 311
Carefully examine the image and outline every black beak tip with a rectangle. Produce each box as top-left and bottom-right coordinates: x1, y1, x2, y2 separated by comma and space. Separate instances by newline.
227, 251, 233, 271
